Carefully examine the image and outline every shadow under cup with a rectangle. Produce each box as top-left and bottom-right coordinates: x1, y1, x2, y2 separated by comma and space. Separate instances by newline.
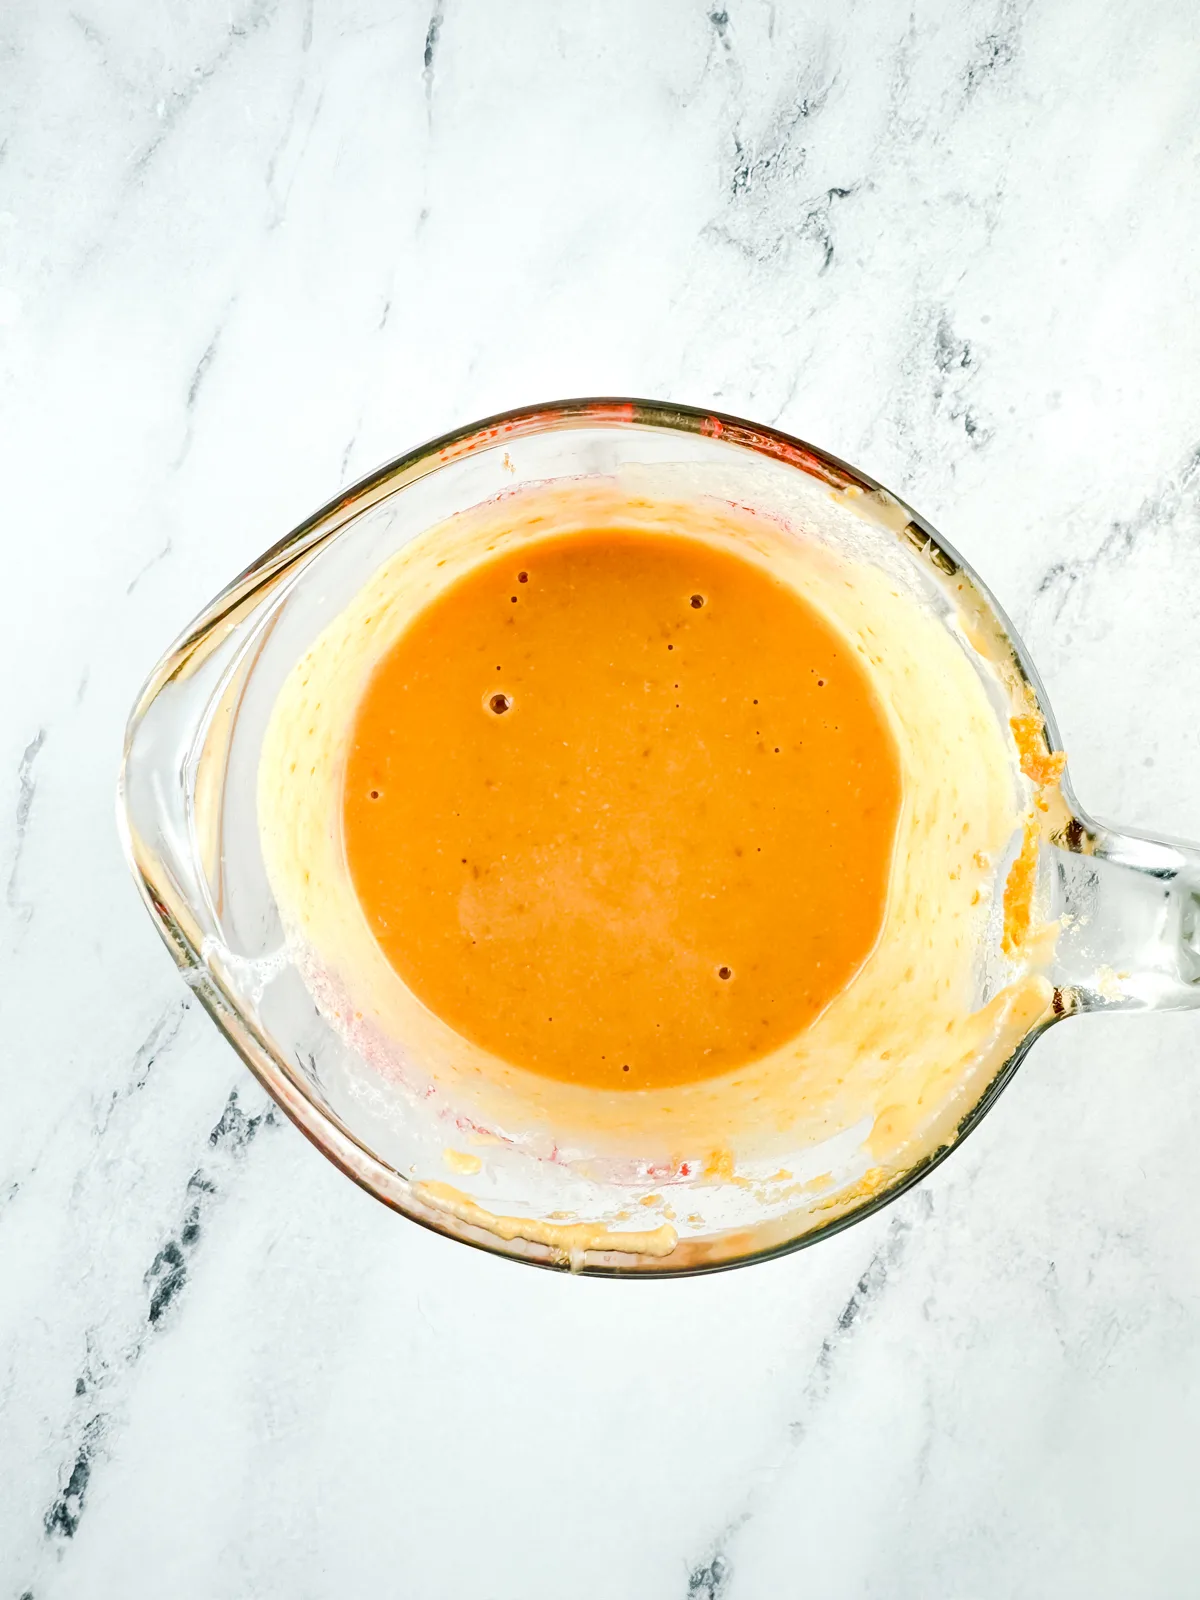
120, 399, 1200, 1275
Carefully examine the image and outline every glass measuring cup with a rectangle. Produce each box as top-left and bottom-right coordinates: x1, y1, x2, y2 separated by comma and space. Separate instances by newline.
119, 399, 1200, 1275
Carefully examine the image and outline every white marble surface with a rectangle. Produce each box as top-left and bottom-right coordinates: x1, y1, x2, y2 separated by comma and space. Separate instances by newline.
4, 1, 1200, 1594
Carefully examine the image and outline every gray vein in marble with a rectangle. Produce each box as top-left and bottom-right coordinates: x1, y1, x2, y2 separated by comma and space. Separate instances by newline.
6, 727, 45, 926
685, 1192, 932, 1594
39, 1087, 278, 1551
702, 173, 855, 277
125, 538, 173, 596
693, 52, 864, 349
962, 0, 1029, 101
69, 11, 105, 49
799, 1191, 932, 1423
6, 1005, 201, 1255
128, 0, 283, 184
687, 1550, 732, 1600
163, 301, 236, 481
266, 86, 326, 231
263, 78, 308, 196
701, 5, 741, 95
185, 322, 223, 415
340, 423, 362, 484
423, 0, 446, 116
882, 11, 921, 136
964, 30, 1015, 99
1031, 442, 1200, 624
729, 80, 835, 207
44, 1414, 104, 1540
868, 303, 995, 476
94, 1000, 190, 1138
931, 312, 990, 449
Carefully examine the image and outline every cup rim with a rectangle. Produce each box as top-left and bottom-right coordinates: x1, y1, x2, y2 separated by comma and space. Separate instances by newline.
120, 395, 1064, 1276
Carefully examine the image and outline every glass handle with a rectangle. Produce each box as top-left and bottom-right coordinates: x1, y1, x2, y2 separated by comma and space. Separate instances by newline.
1049, 816, 1200, 1013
